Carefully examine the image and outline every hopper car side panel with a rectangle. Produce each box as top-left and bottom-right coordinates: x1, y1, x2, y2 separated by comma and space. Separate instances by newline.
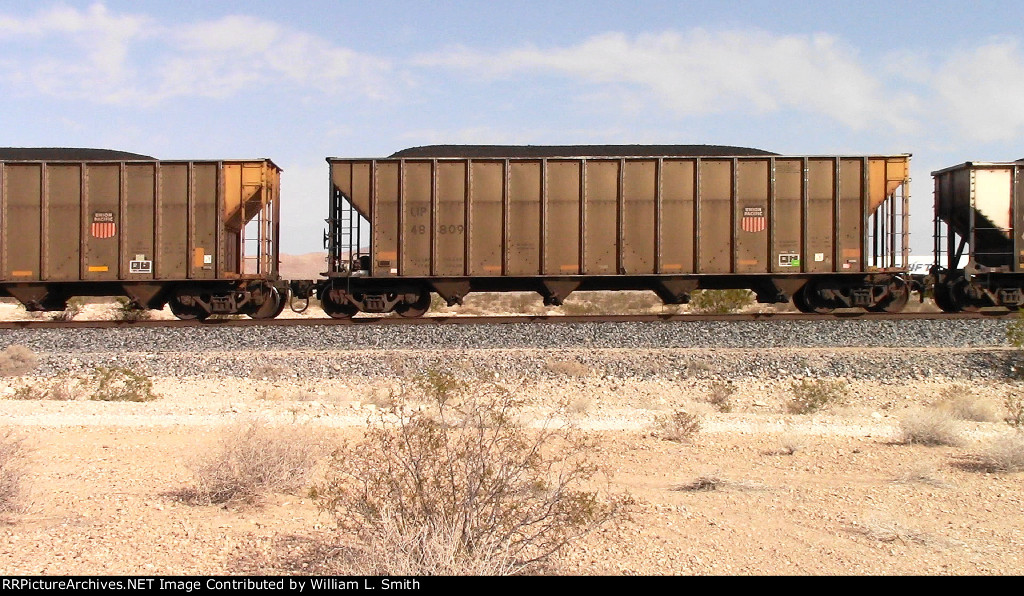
0, 159, 287, 318
320, 153, 911, 316
931, 159, 1024, 311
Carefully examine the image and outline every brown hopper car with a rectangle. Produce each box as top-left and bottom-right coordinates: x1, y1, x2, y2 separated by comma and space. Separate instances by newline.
0, 151, 287, 319
931, 159, 1024, 311
313, 145, 912, 317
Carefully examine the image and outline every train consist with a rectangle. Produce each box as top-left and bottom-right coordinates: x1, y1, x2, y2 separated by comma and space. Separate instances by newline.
0, 145, 1017, 318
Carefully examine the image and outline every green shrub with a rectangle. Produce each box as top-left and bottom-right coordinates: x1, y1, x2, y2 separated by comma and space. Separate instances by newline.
315, 371, 628, 575
89, 366, 157, 402
688, 289, 755, 314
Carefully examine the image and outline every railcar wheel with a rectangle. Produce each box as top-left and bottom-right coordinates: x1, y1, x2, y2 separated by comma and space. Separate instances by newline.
793, 283, 833, 314
320, 292, 360, 319
249, 287, 286, 320
932, 283, 960, 313
395, 289, 431, 318
169, 297, 208, 321
792, 286, 815, 313
950, 279, 982, 313
868, 278, 909, 313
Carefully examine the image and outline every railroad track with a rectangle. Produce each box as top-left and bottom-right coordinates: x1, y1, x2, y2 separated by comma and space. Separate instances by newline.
0, 309, 1016, 330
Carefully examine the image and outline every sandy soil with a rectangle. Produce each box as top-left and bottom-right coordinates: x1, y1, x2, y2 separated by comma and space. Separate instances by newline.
0, 370, 1021, 576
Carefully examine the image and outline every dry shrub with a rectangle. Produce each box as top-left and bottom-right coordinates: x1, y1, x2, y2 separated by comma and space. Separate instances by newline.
544, 359, 592, 378
251, 363, 290, 381
50, 299, 84, 322
688, 289, 754, 314
315, 371, 628, 575
188, 420, 325, 505
0, 429, 27, 513
0, 345, 38, 377
900, 408, 962, 446
854, 515, 931, 545
9, 376, 78, 401
707, 381, 735, 413
786, 378, 845, 414
1005, 392, 1024, 430
977, 434, 1024, 472
936, 384, 1000, 422
653, 409, 702, 442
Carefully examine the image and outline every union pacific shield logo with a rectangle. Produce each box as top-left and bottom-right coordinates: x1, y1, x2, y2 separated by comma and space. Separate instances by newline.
91, 212, 116, 239
741, 206, 766, 233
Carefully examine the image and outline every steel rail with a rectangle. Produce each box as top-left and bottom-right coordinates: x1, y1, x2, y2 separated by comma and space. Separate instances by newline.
0, 310, 1015, 330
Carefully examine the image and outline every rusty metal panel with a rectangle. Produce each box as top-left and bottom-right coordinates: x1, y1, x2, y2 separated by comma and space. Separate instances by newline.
191, 163, 218, 279
468, 160, 503, 275
82, 163, 120, 281
772, 158, 803, 272
435, 161, 466, 276
45, 164, 82, 281
5, 164, 42, 281
124, 163, 155, 281
622, 160, 656, 274
373, 162, 400, 276
545, 160, 581, 275
583, 160, 618, 274
332, 161, 372, 219
157, 164, 189, 279
838, 158, 864, 272
697, 159, 732, 273
734, 159, 769, 273
507, 161, 541, 275
401, 161, 432, 276
805, 158, 835, 273
659, 159, 696, 274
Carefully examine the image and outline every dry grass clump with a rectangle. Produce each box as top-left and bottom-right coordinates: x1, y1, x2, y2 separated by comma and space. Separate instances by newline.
976, 434, 1024, 472
0, 345, 38, 376
785, 378, 846, 414
1005, 392, 1024, 430
5, 367, 155, 402
544, 358, 592, 378
652, 409, 702, 442
853, 515, 931, 545
9, 376, 78, 401
250, 363, 290, 381
936, 384, 1001, 422
314, 370, 628, 575
187, 420, 325, 505
0, 429, 27, 513
706, 381, 735, 413
899, 407, 963, 446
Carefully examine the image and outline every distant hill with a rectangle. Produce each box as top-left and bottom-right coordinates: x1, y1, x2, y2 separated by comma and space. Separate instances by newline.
279, 252, 328, 279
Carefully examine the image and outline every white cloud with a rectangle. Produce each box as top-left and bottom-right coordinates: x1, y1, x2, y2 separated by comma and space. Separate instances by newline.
0, 4, 392, 106
932, 38, 1024, 142
417, 30, 921, 133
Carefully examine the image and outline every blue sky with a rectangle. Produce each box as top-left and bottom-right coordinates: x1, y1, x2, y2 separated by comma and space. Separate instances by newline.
2, 0, 1023, 254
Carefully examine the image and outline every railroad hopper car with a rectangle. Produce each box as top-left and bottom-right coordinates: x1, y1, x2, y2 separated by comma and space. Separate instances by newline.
0, 149, 287, 319
931, 159, 1024, 311
309, 145, 912, 317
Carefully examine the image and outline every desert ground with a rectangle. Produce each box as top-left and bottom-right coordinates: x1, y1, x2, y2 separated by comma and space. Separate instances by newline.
0, 285, 1021, 575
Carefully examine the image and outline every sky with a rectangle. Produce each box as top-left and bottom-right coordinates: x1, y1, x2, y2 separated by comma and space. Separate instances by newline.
2, 0, 1023, 255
